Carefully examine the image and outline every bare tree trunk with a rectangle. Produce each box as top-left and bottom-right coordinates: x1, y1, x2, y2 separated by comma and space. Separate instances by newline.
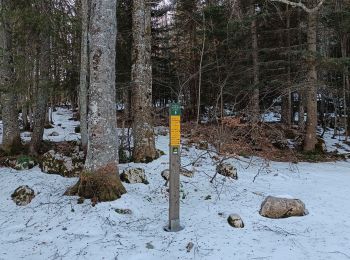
196, 11, 206, 126
341, 34, 349, 140
22, 102, 29, 130
67, 0, 126, 202
131, 0, 157, 163
298, 91, 305, 130
29, 35, 50, 154
79, 0, 89, 152
250, 8, 260, 122
281, 5, 292, 127
0, 1, 21, 153
304, 11, 318, 151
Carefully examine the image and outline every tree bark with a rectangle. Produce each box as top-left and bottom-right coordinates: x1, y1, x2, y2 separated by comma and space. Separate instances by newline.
304, 11, 318, 151
29, 35, 50, 154
341, 34, 349, 140
281, 5, 292, 126
250, 8, 260, 122
0, 0, 21, 153
131, 0, 157, 163
79, 0, 89, 152
67, 0, 126, 202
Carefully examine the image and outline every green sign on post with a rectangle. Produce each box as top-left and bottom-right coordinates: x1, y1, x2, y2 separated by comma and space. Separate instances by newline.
170, 103, 181, 116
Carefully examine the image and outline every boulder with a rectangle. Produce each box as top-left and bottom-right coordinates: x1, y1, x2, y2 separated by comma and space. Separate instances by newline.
40, 150, 84, 177
216, 163, 238, 179
259, 196, 308, 219
11, 185, 35, 206
227, 214, 244, 228
120, 168, 149, 184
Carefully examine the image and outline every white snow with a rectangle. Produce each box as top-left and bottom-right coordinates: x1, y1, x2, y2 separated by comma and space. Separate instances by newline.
1, 108, 350, 260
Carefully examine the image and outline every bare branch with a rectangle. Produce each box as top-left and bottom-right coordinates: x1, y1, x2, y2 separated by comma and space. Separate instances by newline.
270, 0, 325, 13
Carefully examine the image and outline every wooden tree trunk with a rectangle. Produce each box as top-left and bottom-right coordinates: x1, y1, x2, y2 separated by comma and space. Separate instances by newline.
0, 2, 21, 153
299, 91, 305, 129
250, 10, 260, 122
281, 6, 292, 127
79, 0, 89, 152
304, 11, 318, 151
131, 0, 157, 163
341, 34, 349, 140
29, 35, 50, 154
67, 0, 126, 202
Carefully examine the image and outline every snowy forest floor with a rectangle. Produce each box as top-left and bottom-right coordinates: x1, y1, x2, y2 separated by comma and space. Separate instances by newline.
0, 108, 350, 260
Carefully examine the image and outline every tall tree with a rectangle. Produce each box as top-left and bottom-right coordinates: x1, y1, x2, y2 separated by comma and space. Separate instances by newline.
0, 0, 21, 153
67, 0, 126, 201
271, 0, 325, 151
29, 33, 50, 154
131, 0, 157, 162
250, 3, 260, 122
79, 0, 89, 152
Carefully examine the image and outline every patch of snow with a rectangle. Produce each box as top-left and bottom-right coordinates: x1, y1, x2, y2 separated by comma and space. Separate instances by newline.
0, 107, 350, 259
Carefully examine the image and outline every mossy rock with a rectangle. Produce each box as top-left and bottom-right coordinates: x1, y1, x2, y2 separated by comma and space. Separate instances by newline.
1, 155, 37, 170
40, 150, 84, 177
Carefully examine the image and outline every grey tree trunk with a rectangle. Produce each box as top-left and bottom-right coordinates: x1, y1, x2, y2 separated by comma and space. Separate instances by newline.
79, 0, 89, 152
29, 35, 50, 154
304, 11, 318, 151
0, 1, 21, 153
67, 0, 126, 202
131, 0, 157, 162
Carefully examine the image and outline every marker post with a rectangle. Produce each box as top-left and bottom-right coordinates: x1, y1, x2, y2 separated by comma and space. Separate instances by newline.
165, 103, 183, 232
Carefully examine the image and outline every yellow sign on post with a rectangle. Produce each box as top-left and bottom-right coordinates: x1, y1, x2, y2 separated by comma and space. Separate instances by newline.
170, 115, 181, 147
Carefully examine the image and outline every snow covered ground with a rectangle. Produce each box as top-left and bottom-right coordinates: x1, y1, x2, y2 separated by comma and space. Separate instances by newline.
1, 108, 350, 260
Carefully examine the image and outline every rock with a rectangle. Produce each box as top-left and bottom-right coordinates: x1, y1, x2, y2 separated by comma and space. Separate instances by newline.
216, 163, 238, 179
49, 131, 60, 137
11, 185, 35, 206
156, 127, 168, 136
115, 208, 132, 215
40, 150, 84, 177
161, 169, 170, 181
120, 168, 149, 184
161, 168, 194, 181
197, 141, 208, 150
180, 167, 194, 178
259, 196, 308, 219
227, 214, 244, 228
186, 242, 194, 253
6, 156, 36, 170
146, 242, 154, 249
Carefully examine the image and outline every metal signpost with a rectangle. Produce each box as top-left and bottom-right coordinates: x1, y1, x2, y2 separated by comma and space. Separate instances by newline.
164, 103, 183, 232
